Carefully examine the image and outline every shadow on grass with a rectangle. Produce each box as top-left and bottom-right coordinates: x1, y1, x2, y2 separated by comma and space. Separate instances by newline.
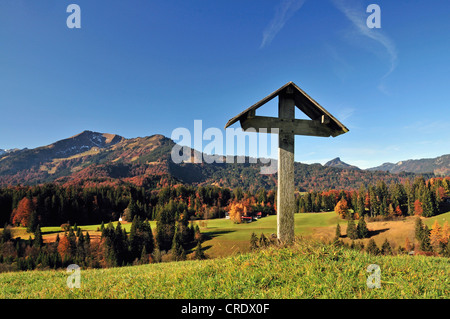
201, 245, 213, 252
185, 232, 236, 254
339, 228, 389, 239
367, 228, 389, 237
42, 230, 63, 236
201, 230, 236, 241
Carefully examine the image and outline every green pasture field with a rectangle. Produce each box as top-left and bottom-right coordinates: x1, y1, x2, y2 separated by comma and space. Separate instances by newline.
6, 211, 450, 258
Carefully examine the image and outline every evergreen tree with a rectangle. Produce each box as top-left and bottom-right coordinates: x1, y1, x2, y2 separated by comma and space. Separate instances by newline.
142, 219, 155, 255
129, 215, 141, 256
250, 232, 258, 251
114, 222, 128, 265
366, 239, 380, 255
414, 217, 425, 241
140, 246, 149, 264
124, 199, 138, 222
368, 186, 378, 217
76, 232, 86, 261
357, 190, 365, 216
187, 221, 196, 243
194, 240, 206, 260
130, 216, 155, 261
419, 225, 432, 252
152, 245, 162, 263
347, 217, 358, 240
356, 215, 369, 239
27, 210, 39, 233
33, 225, 43, 248
406, 181, 415, 216
381, 239, 392, 255
304, 193, 313, 213
335, 223, 341, 240
1, 223, 12, 243
441, 241, 450, 258
171, 224, 186, 261
421, 186, 436, 217
259, 233, 268, 248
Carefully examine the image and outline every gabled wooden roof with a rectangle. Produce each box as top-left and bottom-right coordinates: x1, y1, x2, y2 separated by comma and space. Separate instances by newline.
224, 81, 349, 137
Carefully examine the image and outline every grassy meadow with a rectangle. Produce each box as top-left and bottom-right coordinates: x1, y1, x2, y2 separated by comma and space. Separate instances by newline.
198, 212, 339, 257
2, 211, 448, 299
9, 211, 450, 258
0, 238, 448, 299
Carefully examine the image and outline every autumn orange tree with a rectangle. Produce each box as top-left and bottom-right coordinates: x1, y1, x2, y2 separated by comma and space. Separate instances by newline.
228, 201, 248, 224
442, 221, 449, 245
11, 197, 35, 227
414, 200, 423, 216
429, 220, 442, 249
57, 229, 77, 261
404, 237, 413, 251
430, 220, 450, 252
334, 197, 349, 219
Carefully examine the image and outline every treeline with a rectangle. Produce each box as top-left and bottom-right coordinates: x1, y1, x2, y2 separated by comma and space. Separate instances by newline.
1, 176, 447, 231
0, 183, 248, 229
0, 181, 280, 230
297, 176, 450, 218
330, 216, 450, 257
0, 211, 206, 272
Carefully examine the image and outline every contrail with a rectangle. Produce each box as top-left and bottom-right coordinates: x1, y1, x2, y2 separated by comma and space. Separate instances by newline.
260, 0, 307, 49
332, 0, 398, 79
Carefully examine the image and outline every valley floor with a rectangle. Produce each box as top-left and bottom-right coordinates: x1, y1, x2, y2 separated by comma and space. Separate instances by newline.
9, 211, 450, 259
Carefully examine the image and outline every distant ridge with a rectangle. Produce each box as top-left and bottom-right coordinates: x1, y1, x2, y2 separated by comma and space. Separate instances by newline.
0, 130, 125, 177
367, 154, 450, 176
0, 131, 435, 190
324, 157, 360, 170
0, 148, 22, 158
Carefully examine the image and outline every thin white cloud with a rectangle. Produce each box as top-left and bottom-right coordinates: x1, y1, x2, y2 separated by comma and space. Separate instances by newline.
260, 0, 306, 48
324, 44, 354, 82
403, 120, 449, 135
337, 107, 355, 121
332, 0, 398, 79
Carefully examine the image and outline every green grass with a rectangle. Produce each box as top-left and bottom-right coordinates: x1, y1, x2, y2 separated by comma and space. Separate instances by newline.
11, 213, 336, 256
8, 211, 450, 258
0, 238, 448, 299
424, 211, 450, 227
198, 213, 338, 257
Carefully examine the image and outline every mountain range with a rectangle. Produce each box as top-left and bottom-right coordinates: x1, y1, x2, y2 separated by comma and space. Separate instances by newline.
367, 155, 450, 176
0, 130, 444, 191
0, 148, 22, 157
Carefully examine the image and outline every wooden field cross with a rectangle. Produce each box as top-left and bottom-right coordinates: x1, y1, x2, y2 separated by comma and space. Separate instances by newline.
225, 82, 349, 243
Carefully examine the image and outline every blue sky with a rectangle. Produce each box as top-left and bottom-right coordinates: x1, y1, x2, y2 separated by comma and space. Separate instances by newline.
0, 0, 449, 169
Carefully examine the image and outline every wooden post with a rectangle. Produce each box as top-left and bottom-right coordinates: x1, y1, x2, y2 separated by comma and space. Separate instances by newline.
225, 82, 349, 245
277, 91, 295, 244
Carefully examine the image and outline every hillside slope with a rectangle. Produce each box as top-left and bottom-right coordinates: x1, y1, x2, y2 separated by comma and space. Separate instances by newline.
0, 239, 447, 299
